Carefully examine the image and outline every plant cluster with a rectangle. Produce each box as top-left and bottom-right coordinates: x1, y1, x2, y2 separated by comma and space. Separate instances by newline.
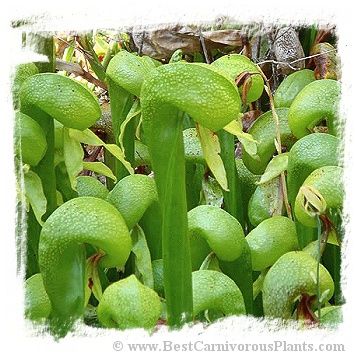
14, 26, 344, 338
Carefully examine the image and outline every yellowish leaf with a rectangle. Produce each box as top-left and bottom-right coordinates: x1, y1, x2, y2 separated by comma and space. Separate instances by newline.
196, 124, 228, 191
223, 119, 259, 159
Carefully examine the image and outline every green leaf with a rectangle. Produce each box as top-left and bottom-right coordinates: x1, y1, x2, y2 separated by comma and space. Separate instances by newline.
257, 153, 289, 184
201, 175, 224, 207
85, 256, 104, 305
118, 100, 141, 155
169, 49, 184, 63
199, 253, 222, 271
105, 144, 134, 175
61, 37, 75, 65
84, 263, 93, 306
197, 124, 228, 191
248, 177, 284, 226
131, 225, 154, 289
91, 268, 103, 302
69, 127, 103, 146
79, 34, 107, 83
183, 128, 205, 164
223, 118, 259, 159
63, 127, 84, 189
69, 128, 134, 175
327, 228, 339, 246
82, 162, 117, 182
23, 169, 47, 225
56, 190, 64, 206
94, 35, 110, 55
